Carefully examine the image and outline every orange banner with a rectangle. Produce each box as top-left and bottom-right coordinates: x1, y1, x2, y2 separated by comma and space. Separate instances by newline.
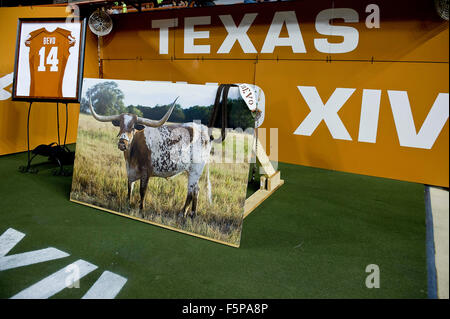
0, 1, 448, 186
98, 1, 449, 186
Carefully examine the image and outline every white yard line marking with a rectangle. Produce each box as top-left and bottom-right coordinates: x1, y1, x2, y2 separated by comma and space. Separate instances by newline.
0, 247, 69, 271
1, 228, 127, 299
10, 259, 98, 299
0, 228, 26, 257
82, 271, 127, 299
0, 228, 69, 271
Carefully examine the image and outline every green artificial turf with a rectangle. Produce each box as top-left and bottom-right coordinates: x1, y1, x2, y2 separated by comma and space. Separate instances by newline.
0, 148, 427, 298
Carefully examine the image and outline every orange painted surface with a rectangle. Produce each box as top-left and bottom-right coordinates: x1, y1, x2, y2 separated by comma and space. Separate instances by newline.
1, 1, 448, 186
0, 6, 98, 156
255, 60, 449, 186
98, 1, 449, 186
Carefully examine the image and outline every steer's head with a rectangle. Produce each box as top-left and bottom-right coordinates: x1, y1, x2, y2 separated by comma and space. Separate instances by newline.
89, 97, 178, 152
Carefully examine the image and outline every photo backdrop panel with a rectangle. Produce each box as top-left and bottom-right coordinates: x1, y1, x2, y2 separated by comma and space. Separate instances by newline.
71, 79, 256, 247
254, 59, 449, 187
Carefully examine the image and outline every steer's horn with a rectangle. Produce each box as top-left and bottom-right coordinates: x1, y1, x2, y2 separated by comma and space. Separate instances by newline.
89, 97, 121, 122
136, 97, 179, 127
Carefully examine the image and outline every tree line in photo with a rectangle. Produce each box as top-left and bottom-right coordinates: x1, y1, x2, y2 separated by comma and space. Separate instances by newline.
80, 81, 255, 129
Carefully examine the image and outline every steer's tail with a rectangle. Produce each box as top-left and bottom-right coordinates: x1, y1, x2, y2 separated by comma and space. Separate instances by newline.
206, 163, 212, 205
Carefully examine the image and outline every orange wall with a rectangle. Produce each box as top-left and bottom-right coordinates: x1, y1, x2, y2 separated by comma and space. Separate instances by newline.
98, 1, 449, 187
0, 1, 448, 187
0, 6, 98, 156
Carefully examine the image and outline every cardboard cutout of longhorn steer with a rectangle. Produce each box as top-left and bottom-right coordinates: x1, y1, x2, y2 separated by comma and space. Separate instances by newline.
70, 79, 259, 247
88, 96, 213, 219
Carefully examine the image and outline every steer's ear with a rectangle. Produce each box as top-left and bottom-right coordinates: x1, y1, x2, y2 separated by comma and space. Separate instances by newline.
112, 119, 120, 127
134, 123, 145, 131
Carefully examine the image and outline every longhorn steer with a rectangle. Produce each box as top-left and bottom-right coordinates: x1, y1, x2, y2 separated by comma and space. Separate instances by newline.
89, 98, 212, 218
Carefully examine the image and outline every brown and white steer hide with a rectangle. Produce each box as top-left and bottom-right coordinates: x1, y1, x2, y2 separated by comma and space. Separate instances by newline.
89, 98, 212, 218
142, 122, 212, 217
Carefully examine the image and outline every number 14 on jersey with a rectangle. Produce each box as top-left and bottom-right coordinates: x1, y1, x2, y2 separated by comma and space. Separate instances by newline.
37, 46, 59, 72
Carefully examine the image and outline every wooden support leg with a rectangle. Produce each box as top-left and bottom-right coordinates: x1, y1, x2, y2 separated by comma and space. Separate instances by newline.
244, 171, 284, 219
244, 137, 284, 218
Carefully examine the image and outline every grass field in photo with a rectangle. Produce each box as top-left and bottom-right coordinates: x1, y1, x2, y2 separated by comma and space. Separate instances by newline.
70, 114, 255, 246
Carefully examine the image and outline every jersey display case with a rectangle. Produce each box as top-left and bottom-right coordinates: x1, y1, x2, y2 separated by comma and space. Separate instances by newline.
12, 18, 86, 102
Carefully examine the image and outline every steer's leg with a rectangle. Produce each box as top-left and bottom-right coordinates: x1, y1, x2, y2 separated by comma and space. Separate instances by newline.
182, 191, 193, 219
190, 184, 200, 219
127, 180, 134, 203
184, 165, 204, 219
139, 175, 150, 213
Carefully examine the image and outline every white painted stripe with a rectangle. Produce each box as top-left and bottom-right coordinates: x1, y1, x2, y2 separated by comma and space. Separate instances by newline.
0, 247, 69, 271
82, 271, 127, 299
0, 228, 25, 257
11, 259, 98, 299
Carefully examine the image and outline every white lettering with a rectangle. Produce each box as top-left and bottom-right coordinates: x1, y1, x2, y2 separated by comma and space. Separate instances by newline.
0, 72, 13, 100
294, 86, 354, 140
82, 271, 128, 299
261, 11, 306, 54
358, 89, 382, 143
314, 8, 359, 54
365, 4, 381, 28
152, 18, 178, 54
65, 263, 80, 288
0, 228, 69, 271
184, 16, 211, 54
11, 260, 98, 299
365, 264, 380, 288
388, 91, 449, 149
217, 13, 258, 54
